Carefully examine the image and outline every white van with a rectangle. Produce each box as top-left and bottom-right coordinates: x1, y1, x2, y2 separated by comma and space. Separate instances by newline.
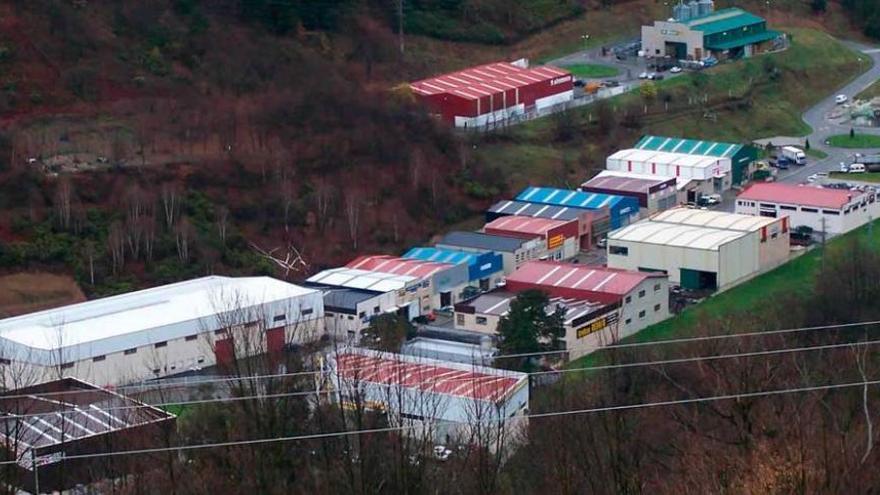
849, 163, 866, 173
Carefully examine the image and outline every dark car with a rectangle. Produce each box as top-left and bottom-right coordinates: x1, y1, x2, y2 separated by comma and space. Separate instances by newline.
573, 79, 586, 87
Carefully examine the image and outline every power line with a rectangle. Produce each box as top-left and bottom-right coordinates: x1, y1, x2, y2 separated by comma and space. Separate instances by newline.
2, 377, 878, 466
6, 318, 879, 401
4, 337, 880, 421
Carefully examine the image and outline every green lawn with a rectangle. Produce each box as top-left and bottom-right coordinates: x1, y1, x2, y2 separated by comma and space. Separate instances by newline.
564, 63, 619, 78
568, 218, 880, 369
805, 147, 828, 159
826, 133, 880, 148
830, 171, 880, 182
856, 80, 880, 101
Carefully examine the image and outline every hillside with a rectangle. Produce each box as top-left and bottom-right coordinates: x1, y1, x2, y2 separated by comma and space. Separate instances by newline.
0, 0, 874, 299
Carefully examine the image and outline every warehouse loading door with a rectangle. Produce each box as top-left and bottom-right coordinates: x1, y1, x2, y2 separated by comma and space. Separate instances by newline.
440, 291, 452, 307
215, 337, 234, 368
680, 268, 717, 290
665, 42, 686, 60
267, 327, 285, 355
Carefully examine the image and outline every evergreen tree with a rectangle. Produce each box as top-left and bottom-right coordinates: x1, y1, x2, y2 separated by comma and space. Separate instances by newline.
496, 290, 565, 370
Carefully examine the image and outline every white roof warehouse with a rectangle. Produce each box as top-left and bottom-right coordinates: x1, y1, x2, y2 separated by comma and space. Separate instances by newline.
0, 276, 324, 388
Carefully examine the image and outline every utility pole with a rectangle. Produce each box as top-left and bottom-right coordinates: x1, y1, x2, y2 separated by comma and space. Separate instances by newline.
820, 216, 827, 271
397, 0, 405, 55
31, 449, 40, 495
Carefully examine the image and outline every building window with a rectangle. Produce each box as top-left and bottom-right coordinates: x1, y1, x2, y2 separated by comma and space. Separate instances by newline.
214, 329, 226, 336
802, 207, 818, 213
93, 355, 106, 362
654, 304, 661, 312
638, 310, 646, 319
186, 335, 198, 341
302, 308, 314, 316
822, 210, 840, 216
358, 311, 366, 320
273, 314, 286, 323
456, 314, 465, 326
197, 357, 205, 364
0, 358, 10, 365
61, 362, 74, 370
625, 318, 632, 325
609, 245, 629, 256
347, 315, 355, 320
326, 312, 335, 317
638, 290, 646, 298
155, 341, 168, 348
625, 295, 632, 304
476, 316, 488, 325
373, 306, 380, 314
780, 205, 796, 211
124, 348, 137, 355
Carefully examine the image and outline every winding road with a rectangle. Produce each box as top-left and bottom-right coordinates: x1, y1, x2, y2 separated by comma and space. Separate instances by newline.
777, 41, 880, 184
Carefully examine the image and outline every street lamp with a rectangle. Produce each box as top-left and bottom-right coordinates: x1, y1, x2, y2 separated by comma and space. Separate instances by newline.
581, 34, 590, 51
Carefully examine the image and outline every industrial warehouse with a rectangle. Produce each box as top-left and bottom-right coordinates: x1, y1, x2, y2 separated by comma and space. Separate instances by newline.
641, 4, 782, 60
581, 171, 679, 214
0, 276, 325, 387
735, 182, 880, 235
607, 208, 790, 290
516, 186, 639, 229
485, 200, 610, 249
410, 60, 573, 128
607, 135, 758, 200
330, 347, 529, 438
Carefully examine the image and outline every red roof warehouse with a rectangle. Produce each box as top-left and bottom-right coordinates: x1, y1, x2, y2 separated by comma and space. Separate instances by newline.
505, 260, 666, 304
737, 182, 860, 209
483, 215, 579, 250
410, 61, 573, 127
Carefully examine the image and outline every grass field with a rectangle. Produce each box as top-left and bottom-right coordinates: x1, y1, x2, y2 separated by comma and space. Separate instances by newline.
474, 28, 865, 190
856, 80, 880, 101
805, 147, 828, 159
568, 218, 880, 369
0, 273, 85, 318
827, 133, 880, 148
564, 63, 619, 78
830, 171, 880, 182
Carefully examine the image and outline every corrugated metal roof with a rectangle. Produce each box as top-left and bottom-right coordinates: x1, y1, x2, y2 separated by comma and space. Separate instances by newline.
634, 135, 743, 158
0, 276, 317, 352
404, 247, 479, 266
651, 207, 778, 232
487, 200, 595, 222
609, 221, 745, 250
582, 173, 675, 193
347, 255, 453, 279
410, 61, 570, 101
706, 29, 781, 50
334, 348, 526, 403
484, 215, 569, 236
307, 268, 416, 292
507, 261, 661, 296
460, 290, 607, 322
685, 8, 765, 35
515, 186, 630, 210
438, 231, 528, 253
738, 182, 859, 210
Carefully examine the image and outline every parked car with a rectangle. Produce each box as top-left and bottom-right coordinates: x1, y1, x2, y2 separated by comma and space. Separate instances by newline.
603, 80, 620, 87
807, 172, 828, 182
647, 72, 657, 80
670, 66, 682, 73
650, 74, 665, 80
596, 237, 607, 248
840, 162, 849, 173
638, 72, 649, 79
573, 79, 586, 87
835, 94, 849, 104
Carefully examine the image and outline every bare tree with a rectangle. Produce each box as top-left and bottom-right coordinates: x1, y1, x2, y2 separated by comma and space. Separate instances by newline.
216, 205, 230, 246
175, 216, 193, 264
53, 178, 73, 230
107, 221, 126, 274
249, 242, 308, 278
160, 183, 180, 230
345, 194, 361, 250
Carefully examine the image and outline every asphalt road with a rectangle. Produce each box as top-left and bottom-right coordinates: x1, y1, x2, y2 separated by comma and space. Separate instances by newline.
776, 42, 880, 184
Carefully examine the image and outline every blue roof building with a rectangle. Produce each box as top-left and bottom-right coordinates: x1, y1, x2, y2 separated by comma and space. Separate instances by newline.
515, 187, 639, 229
404, 247, 503, 283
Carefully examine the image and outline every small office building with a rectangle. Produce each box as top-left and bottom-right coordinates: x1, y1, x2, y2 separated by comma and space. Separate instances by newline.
581, 170, 679, 213
485, 200, 610, 249
437, 231, 545, 275
735, 182, 880, 236
453, 291, 619, 360
347, 255, 470, 308
404, 247, 504, 291
307, 267, 432, 317
641, 7, 781, 61
483, 215, 580, 260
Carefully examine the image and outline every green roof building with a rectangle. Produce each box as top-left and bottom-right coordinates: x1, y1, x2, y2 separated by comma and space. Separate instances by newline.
642, 7, 782, 61
634, 135, 757, 185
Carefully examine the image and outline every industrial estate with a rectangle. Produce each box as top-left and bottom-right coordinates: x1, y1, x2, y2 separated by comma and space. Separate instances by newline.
0, 0, 879, 492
